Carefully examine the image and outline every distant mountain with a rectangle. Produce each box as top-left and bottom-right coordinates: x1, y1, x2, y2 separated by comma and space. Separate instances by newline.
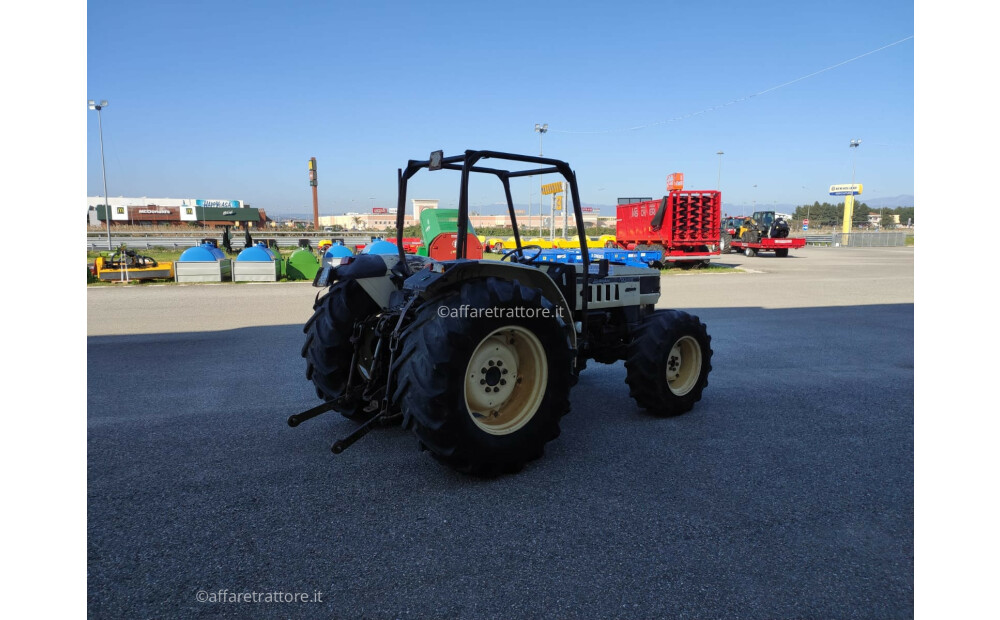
863, 195, 914, 208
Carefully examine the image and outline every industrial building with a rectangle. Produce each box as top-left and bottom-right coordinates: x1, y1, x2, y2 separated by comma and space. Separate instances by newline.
317, 199, 614, 231
87, 196, 269, 228
86, 196, 613, 231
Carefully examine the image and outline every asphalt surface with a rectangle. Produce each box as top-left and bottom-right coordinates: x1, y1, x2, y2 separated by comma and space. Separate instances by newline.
88, 246, 914, 619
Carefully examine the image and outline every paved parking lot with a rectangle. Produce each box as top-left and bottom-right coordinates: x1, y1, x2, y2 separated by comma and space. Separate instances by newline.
88, 246, 914, 618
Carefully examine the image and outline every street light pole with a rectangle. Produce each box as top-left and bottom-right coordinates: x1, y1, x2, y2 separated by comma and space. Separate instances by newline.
534, 123, 547, 236
850, 139, 862, 185
847, 139, 862, 232
89, 99, 112, 250
716, 151, 724, 190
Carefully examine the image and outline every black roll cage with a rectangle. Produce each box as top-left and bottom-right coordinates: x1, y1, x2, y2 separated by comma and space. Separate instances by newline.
394, 149, 592, 333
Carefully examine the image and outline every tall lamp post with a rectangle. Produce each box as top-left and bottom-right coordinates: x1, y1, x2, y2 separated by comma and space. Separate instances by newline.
850, 139, 862, 184
716, 151, 724, 190
534, 123, 547, 236
848, 139, 862, 232
89, 99, 112, 250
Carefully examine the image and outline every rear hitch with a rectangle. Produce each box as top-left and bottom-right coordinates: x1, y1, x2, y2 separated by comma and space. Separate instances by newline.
331, 413, 387, 454
287, 399, 343, 427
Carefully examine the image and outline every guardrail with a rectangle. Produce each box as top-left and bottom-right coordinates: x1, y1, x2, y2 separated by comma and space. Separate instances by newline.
802, 232, 908, 247
87, 233, 374, 251
805, 234, 834, 246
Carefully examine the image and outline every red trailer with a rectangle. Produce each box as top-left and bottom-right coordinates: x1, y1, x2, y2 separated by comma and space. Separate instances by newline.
730, 236, 806, 257
615, 191, 722, 263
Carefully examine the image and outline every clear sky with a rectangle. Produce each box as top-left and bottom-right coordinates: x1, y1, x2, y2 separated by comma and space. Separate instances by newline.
86, 0, 914, 215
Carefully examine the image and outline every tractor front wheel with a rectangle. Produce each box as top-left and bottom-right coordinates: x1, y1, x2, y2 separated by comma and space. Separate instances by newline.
625, 310, 712, 417
391, 278, 574, 475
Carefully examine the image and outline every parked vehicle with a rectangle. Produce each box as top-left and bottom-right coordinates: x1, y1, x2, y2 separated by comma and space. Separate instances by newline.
290, 150, 714, 475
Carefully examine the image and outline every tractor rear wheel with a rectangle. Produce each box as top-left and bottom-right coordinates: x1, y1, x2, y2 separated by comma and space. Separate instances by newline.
302, 279, 380, 420
391, 278, 573, 475
720, 233, 732, 254
625, 310, 712, 417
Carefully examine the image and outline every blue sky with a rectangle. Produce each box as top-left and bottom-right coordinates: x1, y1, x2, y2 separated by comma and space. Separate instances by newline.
87, 0, 914, 215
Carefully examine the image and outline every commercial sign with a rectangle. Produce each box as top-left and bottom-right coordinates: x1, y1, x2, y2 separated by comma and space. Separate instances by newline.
581, 207, 596, 213
196, 199, 243, 208
130, 206, 179, 222
829, 184, 863, 196
372, 207, 388, 214
541, 182, 564, 195
667, 173, 684, 191
554, 195, 563, 211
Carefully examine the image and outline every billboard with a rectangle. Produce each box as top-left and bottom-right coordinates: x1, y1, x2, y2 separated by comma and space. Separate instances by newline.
829, 184, 863, 196
541, 182, 564, 195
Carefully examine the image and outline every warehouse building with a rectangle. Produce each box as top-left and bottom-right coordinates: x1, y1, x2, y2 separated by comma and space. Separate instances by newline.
317, 199, 613, 231
87, 196, 269, 228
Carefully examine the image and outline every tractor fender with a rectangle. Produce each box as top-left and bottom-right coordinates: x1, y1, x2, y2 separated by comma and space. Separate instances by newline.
403, 260, 577, 349
318, 253, 404, 309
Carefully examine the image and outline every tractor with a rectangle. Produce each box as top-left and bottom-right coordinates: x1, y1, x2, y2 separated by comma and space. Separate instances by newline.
737, 211, 790, 244
291, 150, 713, 475
719, 216, 748, 254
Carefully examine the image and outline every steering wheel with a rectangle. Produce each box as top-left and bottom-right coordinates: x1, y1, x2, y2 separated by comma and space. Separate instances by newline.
500, 244, 543, 264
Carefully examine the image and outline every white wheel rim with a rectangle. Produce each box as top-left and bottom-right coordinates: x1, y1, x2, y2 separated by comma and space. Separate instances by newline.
665, 335, 702, 396
464, 326, 547, 435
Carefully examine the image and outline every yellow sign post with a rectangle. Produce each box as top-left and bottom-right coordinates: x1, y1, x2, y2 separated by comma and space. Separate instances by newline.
541, 182, 563, 195
829, 184, 863, 244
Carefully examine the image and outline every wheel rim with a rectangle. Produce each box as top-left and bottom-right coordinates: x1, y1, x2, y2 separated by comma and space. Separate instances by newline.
464, 326, 547, 435
665, 335, 702, 396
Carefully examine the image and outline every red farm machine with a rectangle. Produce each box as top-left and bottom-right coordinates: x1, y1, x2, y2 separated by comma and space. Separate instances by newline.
614, 189, 722, 267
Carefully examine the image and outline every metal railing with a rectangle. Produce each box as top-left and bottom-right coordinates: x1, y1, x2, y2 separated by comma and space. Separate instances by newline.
804, 234, 835, 246
87, 232, 373, 251
802, 232, 908, 247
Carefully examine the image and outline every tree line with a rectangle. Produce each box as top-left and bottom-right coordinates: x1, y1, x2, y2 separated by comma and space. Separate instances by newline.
791, 202, 914, 227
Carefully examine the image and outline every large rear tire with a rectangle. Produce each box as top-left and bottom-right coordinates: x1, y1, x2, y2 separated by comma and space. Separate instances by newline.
720, 233, 732, 254
391, 278, 573, 475
301, 280, 380, 420
625, 310, 712, 417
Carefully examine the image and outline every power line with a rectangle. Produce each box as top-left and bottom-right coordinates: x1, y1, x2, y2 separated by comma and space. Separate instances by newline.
553, 36, 914, 135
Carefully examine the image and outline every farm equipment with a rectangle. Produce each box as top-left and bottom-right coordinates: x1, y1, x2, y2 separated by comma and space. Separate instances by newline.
414, 208, 484, 260
92, 244, 174, 281
719, 216, 748, 254
729, 211, 806, 257
290, 149, 713, 476
613, 191, 722, 267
